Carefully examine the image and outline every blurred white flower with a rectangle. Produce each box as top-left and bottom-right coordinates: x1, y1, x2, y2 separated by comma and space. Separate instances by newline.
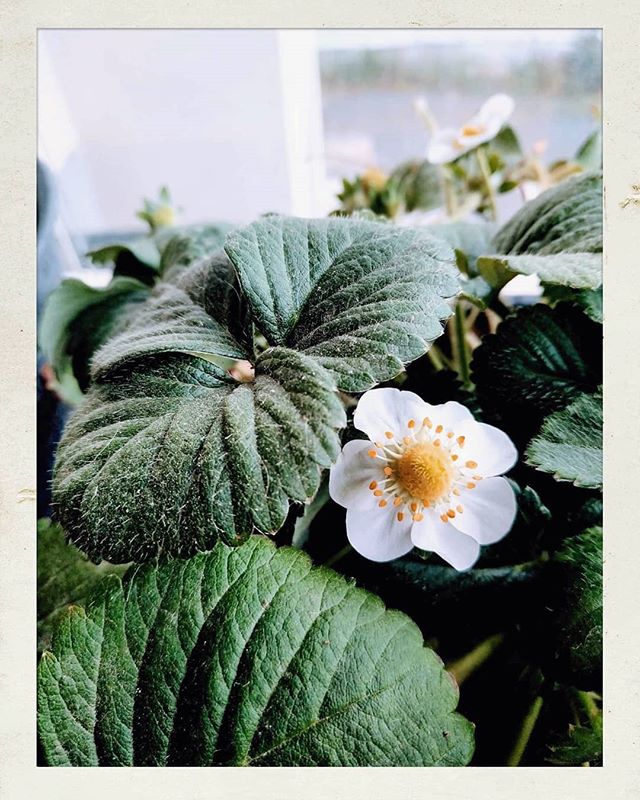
329, 388, 518, 570
426, 94, 515, 165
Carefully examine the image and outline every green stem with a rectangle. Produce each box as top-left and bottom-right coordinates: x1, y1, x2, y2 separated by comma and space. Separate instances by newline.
446, 633, 504, 686
427, 346, 445, 371
476, 146, 498, 222
323, 544, 352, 569
454, 302, 471, 387
440, 167, 458, 217
506, 695, 544, 766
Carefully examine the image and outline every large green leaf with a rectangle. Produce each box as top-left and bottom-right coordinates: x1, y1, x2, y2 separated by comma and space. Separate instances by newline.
471, 303, 602, 441
53, 347, 345, 563
225, 216, 459, 391
91, 282, 248, 376
37, 518, 126, 654
492, 172, 602, 256
40, 277, 150, 397
539, 528, 603, 690
390, 159, 442, 212
38, 537, 474, 767
481, 172, 602, 291
158, 223, 235, 282
526, 391, 602, 489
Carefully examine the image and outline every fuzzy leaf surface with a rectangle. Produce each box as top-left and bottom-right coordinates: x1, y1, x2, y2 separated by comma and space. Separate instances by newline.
526, 391, 602, 489
38, 537, 474, 767
225, 216, 459, 391
53, 347, 345, 562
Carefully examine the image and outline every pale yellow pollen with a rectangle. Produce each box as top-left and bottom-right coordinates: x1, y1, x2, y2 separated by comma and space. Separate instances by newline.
396, 442, 455, 507
369, 480, 377, 490
368, 449, 378, 458
413, 513, 424, 522
453, 488, 461, 496
397, 511, 404, 522
423, 417, 432, 428
473, 475, 483, 481
466, 460, 478, 469
447, 431, 454, 439
457, 436, 466, 447
408, 419, 416, 429
403, 436, 411, 445
461, 123, 485, 136
385, 431, 394, 439
456, 505, 464, 514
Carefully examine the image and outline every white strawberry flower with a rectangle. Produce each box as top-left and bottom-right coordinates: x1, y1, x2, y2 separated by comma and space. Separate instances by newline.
329, 388, 518, 570
426, 94, 515, 165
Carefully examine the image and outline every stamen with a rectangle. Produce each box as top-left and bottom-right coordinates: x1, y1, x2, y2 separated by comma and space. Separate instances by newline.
393, 496, 403, 507
410, 501, 418, 513
408, 419, 416, 429
440, 513, 449, 523
457, 436, 465, 447
447, 509, 456, 518
467, 482, 476, 489
373, 490, 383, 497
433, 439, 441, 447
423, 417, 432, 428
453, 488, 461, 496
368, 449, 378, 458
465, 460, 478, 469
403, 436, 411, 445
397, 511, 404, 522
379, 499, 387, 508
451, 454, 459, 461
385, 431, 394, 440
384, 466, 394, 476
369, 480, 377, 490
473, 475, 483, 481
456, 505, 464, 513
447, 431, 454, 439
413, 513, 424, 522
436, 424, 443, 433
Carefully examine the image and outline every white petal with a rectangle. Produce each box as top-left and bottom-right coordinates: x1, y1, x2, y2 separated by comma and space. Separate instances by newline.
452, 477, 517, 544
353, 388, 427, 443
328, 439, 379, 511
474, 93, 515, 128
411, 510, 480, 571
430, 400, 474, 430
455, 420, 518, 476
426, 128, 464, 164
346, 505, 414, 562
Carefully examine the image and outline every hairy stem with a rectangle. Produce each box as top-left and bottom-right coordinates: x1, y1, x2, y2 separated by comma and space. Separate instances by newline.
454, 302, 472, 387
476, 146, 498, 222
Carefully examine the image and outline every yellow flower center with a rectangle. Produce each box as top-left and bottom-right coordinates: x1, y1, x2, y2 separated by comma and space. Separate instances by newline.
396, 442, 454, 506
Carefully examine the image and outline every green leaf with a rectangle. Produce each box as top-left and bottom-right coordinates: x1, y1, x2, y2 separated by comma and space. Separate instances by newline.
546, 722, 602, 766
38, 537, 474, 766
224, 217, 459, 391
490, 124, 523, 168
53, 347, 346, 563
37, 519, 126, 654
91, 282, 249, 378
158, 223, 235, 282
423, 221, 498, 275
471, 303, 602, 440
40, 277, 150, 395
478, 252, 601, 291
389, 159, 442, 212
544, 283, 603, 323
87, 238, 161, 271
541, 528, 603, 690
492, 171, 602, 257
574, 130, 602, 172
526, 391, 602, 489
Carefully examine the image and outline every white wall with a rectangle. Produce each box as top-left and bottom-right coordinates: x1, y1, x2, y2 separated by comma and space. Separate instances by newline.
38, 29, 327, 235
